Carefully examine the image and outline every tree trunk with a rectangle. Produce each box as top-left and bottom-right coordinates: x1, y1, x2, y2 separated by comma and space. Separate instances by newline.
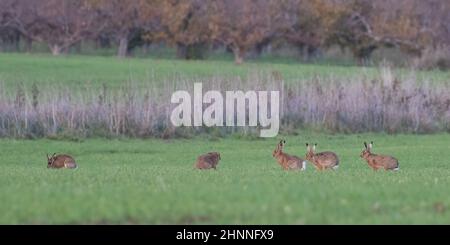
176, 43, 205, 60
97, 35, 111, 49
117, 37, 128, 58
187, 43, 205, 60
13, 32, 20, 52
354, 45, 377, 66
297, 44, 306, 60
306, 45, 319, 61
176, 43, 187, 59
74, 42, 82, 54
233, 47, 244, 65
50, 44, 62, 56
255, 41, 271, 58
254, 43, 265, 57
25, 38, 33, 53
142, 44, 150, 55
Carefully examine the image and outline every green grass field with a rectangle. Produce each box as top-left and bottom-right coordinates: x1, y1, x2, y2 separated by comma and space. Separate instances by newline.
1, 133, 450, 224
1, 53, 449, 90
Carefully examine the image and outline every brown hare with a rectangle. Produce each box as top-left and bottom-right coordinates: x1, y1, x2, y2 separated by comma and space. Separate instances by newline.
47, 153, 77, 169
305, 143, 339, 170
360, 142, 399, 171
195, 152, 221, 170
273, 140, 306, 171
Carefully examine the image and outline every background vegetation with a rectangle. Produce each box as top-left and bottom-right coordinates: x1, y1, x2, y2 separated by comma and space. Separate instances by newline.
0, 0, 449, 69
0, 54, 449, 139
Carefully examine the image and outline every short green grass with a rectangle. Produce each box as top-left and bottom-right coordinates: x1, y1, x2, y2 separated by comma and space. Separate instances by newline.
1, 132, 450, 224
1, 53, 448, 90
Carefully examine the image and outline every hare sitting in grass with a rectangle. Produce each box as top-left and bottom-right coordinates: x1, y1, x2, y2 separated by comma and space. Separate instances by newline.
195, 152, 221, 170
305, 143, 339, 171
360, 142, 399, 171
47, 153, 77, 169
273, 140, 306, 171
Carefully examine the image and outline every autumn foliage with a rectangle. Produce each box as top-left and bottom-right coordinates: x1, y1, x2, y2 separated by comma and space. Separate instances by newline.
1, 0, 449, 64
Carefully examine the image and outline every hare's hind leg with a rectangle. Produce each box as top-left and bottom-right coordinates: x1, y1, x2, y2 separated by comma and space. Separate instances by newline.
288, 160, 303, 170
368, 162, 378, 171
311, 162, 321, 171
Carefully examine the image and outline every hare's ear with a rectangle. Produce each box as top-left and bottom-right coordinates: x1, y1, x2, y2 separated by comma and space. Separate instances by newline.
369, 141, 373, 150
364, 142, 368, 149
306, 143, 310, 151
313, 143, 317, 151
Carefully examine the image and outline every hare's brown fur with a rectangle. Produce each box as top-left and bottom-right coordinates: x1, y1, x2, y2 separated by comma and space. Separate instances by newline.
360, 142, 399, 171
47, 153, 77, 169
273, 140, 306, 171
195, 152, 221, 170
305, 143, 339, 171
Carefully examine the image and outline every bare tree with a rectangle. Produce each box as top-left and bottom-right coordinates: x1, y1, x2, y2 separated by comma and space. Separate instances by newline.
157, 0, 212, 59
278, 0, 327, 60
412, 0, 450, 48
325, 0, 425, 64
94, 0, 161, 58
1, 0, 104, 55
211, 0, 278, 64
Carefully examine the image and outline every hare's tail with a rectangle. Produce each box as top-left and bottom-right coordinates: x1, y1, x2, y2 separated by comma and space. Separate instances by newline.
393, 162, 400, 171
301, 161, 307, 171
65, 162, 78, 169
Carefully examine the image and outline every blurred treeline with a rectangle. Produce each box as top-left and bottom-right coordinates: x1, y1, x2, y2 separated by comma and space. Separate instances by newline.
1, 0, 449, 68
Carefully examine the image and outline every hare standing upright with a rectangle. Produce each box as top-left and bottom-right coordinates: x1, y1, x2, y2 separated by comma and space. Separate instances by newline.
360, 142, 399, 171
47, 153, 77, 169
272, 140, 306, 171
195, 152, 221, 170
305, 143, 339, 171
